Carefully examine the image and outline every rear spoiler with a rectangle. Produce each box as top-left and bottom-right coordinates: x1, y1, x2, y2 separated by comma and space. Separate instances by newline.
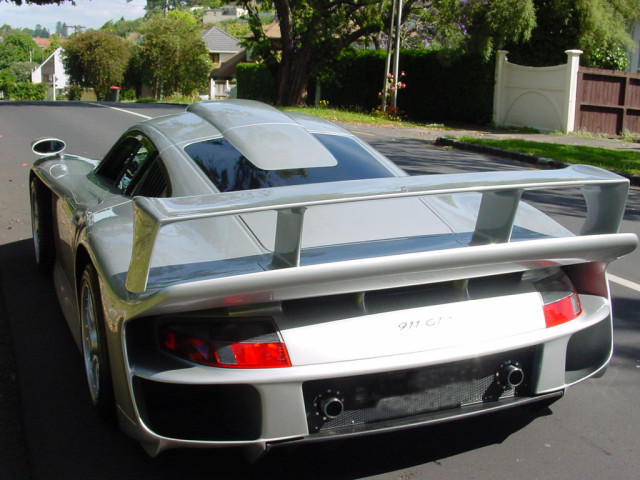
126, 165, 631, 293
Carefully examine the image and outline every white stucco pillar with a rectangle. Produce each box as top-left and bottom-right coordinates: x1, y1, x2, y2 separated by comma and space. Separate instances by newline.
493, 50, 509, 126
564, 49, 582, 133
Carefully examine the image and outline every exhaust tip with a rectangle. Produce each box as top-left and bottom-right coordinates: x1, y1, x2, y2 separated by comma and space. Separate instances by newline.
320, 397, 344, 418
496, 361, 524, 389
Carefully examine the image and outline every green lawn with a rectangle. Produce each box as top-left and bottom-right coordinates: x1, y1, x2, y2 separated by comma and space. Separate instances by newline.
455, 137, 640, 176
281, 106, 446, 129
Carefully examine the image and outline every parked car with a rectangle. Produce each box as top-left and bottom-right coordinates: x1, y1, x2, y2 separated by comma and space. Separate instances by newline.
29, 100, 637, 460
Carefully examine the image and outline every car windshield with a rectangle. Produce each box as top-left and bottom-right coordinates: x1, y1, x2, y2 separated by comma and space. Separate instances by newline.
184, 133, 394, 192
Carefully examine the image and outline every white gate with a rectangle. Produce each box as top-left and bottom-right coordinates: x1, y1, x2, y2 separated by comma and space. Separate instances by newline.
492, 50, 582, 133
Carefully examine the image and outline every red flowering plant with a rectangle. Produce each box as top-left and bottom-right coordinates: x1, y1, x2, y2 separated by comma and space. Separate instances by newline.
374, 71, 407, 121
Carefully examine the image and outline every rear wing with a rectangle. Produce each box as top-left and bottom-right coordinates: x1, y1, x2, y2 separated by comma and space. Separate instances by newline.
126, 165, 631, 293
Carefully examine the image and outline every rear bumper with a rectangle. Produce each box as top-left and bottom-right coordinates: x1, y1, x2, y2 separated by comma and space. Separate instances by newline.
118, 299, 612, 456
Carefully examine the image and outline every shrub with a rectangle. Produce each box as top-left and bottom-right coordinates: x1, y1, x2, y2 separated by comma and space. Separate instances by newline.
323, 49, 494, 125
236, 63, 276, 104
588, 46, 630, 71
235, 51, 494, 125
68, 85, 82, 101
7, 82, 48, 100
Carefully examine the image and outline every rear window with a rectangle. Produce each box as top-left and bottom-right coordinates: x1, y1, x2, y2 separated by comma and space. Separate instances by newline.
184, 134, 393, 192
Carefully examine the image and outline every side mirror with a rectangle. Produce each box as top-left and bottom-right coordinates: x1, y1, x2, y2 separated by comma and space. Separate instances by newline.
31, 138, 66, 156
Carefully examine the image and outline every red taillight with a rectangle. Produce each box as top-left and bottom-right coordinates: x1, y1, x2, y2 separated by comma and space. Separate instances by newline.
533, 269, 582, 328
159, 319, 291, 368
543, 291, 582, 328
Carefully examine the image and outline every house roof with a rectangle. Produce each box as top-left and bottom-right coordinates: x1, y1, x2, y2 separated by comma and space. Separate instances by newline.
262, 22, 281, 39
33, 37, 51, 49
243, 21, 281, 40
202, 26, 242, 53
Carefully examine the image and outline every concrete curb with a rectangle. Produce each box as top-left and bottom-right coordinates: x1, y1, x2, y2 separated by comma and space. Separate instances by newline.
434, 137, 640, 187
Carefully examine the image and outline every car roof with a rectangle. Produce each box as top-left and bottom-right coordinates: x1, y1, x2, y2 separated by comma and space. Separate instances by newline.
143, 100, 350, 170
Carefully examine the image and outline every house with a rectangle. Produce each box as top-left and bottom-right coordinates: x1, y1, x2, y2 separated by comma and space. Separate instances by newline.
32, 37, 51, 52
202, 26, 243, 64
202, 26, 245, 98
31, 47, 69, 101
245, 21, 282, 58
203, 5, 248, 25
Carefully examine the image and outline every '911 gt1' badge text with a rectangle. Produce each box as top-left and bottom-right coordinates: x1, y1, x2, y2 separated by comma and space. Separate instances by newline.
398, 316, 452, 331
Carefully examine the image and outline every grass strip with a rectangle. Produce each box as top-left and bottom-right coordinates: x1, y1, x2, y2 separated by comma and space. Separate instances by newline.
456, 137, 640, 176
281, 106, 447, 129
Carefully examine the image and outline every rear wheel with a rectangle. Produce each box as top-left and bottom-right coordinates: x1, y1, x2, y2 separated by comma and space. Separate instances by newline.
29, 177, 55, 275
79, 263, 114, 418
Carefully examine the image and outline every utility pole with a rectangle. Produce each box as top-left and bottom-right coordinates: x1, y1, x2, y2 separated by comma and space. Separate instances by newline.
382, 0, 396, 113
392, 0, 403, 110
68, 25, 85, 35
382, 0, 403, 111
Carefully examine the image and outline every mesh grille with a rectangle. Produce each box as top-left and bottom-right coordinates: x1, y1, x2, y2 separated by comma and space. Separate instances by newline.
303, 348, 535, 434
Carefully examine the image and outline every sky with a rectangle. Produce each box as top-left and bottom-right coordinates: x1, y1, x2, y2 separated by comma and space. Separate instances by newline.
1, 0, 147, 34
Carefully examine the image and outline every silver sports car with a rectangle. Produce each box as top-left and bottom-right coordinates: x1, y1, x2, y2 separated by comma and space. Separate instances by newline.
29, 100, 637, 460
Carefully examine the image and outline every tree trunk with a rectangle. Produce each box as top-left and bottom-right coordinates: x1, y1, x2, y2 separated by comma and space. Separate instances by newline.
276, 37, 313, 106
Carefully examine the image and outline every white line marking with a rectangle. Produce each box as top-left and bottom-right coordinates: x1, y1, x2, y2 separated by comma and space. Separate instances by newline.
87, 102, 151, 120
609, 274, 640, 293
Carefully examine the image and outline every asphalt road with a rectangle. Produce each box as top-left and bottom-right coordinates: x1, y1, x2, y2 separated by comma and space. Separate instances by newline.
0, 102, 638, 480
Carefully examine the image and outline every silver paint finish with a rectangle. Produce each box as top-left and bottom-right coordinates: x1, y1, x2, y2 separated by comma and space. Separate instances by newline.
28, 100, 638, 457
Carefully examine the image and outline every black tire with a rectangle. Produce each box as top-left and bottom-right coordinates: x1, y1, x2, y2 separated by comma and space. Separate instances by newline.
79, 263, 115, 418
29, 177, 56, 275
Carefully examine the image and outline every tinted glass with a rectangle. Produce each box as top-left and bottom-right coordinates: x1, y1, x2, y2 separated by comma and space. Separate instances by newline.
97, 134, 161, 196
184, 134, 393, 193
118, 143, 150, 191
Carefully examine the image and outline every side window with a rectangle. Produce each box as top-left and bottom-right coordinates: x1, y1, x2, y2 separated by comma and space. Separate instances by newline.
96, 134, 162, 196
118, 142, 151, 192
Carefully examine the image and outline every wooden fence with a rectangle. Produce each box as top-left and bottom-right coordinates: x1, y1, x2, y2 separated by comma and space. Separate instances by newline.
574, 67, 640, 136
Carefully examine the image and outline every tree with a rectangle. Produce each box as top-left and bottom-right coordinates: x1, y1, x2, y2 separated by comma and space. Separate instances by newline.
62, 30, 132, 100
44, 34, 63, 58
33, 24, 50, 38
138, 11, 212, 99
55, 22, 70, 38
144, 0, 198, 14
240, 0, 537, 106
401, 0, 536, 56
5, 0, 68, 5
101, 18, 144, 38
10, 61, 38, 81
242, 0, 385, 106
506, 0, 640, 68
0, 32, 40, 70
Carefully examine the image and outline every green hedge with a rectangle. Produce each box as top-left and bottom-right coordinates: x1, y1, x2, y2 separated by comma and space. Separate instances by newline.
398, 51, 494, 124
236, 50, 495, 125
5, 82, 48, 100
323, 50, 494, 125
236, 63, 276, 104
321, 50, 387, 111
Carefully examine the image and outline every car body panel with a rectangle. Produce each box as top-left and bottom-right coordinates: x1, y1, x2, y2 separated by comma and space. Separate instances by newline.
29, 100, 638, 459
